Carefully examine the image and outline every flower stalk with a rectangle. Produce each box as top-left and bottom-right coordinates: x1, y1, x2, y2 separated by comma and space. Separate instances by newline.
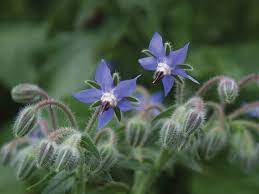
228, 101, 259, 119
196, 76, 225, 96
34, 99, 78, 129
238, 74, 259, 88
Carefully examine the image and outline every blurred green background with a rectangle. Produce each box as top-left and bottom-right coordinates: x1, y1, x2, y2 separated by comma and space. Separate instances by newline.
0, 0, 258, 194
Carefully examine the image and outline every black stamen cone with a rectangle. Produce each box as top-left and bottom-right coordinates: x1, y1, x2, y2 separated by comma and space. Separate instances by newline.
100, 101, 111, 114
152, 71, 164, 84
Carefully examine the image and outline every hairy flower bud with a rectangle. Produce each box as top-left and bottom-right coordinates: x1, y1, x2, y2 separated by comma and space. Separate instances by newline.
54, 145, 80, 172
13, 106, 37, 137
229, 128, 259, 170
16, 147, 37, 180
1, 143, 15, 166
201, 126, 227, 160
182, 109, 205, 136
186, 97, 205, 111
218, 78, 238, 103
36, 140, 57, 169
160, 119, 183, 149
99, 144, 118, 171
126, 117, 150, 147
11, 84, 41, 104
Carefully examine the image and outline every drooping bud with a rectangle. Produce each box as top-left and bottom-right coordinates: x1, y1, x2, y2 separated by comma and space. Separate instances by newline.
218, 77, 239, 103
53, 145, 80, 172
160, 119, 183, 149
201, 125, 227, 160
182, 98, 205, 136
36, 140, 57, 169
53, 133, 82, 172
229, 127, 259, 171
185, 97, 205, 111
126, 117, 150, 147
48, 127, 77, 144
11, 84, 42, 104
16, 147, 37, 180
98, 144, 118, 171
13, 106, 38, 137
0, 143, 15, 166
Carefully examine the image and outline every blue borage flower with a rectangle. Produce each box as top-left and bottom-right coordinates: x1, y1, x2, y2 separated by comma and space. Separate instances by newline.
136, 91, 164, 116
138, 32, 199, 96
73, 59, 140, 129
243, 102, 259, 118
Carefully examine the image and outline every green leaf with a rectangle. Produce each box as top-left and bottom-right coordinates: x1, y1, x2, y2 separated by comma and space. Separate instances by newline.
125, 96, 139, 103
80, 134, 100, 159
90, 100, 101, 109
178, 64, 194, 71
84, 80, 101, 89
42, 171, 74, 194
152, 106, 174, 123
117, 159, 151, 172
96, 181, 130, 193
114, 107, 122, 121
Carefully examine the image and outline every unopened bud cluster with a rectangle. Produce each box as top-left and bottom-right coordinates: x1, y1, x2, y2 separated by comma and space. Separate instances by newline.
201, 125, 228, 160
126, 117, 150, 147
160, 97, 205, 150
229, 128, 259, 171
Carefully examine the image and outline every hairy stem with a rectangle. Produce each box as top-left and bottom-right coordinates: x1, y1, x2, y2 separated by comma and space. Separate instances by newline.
131, 149, 171, 194
206, 102, 225, 130
35, 99, 78, 129
238, 74, 259, 88
231, 120, 259, 132
37, 90, 57, 130
175, 80, 185, 104
84, 108, 100, 134
196, 76, 225, 96
228, 101, 259, 119
95, 128, 116, 145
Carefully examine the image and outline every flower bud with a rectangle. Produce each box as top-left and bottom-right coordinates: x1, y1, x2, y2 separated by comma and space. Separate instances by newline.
99, 144, 118, 171
229, 128, 259, 170
54, 145, 80, 172
160, 119, 183, 149
13, 106, 38, 137
36, 140, 57, 169
48, 127, 76, 143
126, 117, 150, 147
16, 147, 37, 180
201, 126, 227, 160
218, 78, 238, 103
182, 109, 204, 136
11, 84, 41, 104
185, 97, 205, 111
1, 143, 15, 166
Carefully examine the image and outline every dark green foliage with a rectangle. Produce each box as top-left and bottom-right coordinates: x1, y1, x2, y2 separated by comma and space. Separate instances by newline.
1, 1, 259, 194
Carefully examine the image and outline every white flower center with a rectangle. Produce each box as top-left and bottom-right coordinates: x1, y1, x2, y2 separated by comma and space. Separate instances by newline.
156, 62, 171, 75
101, 92, 117, 107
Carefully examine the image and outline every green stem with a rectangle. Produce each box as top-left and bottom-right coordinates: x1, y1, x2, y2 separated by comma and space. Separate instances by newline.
131, 149, 171, 194
175, 80, 185, 104
84, 108, 100, 134
35, 99, 78, 129
37, 90, 57, 130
